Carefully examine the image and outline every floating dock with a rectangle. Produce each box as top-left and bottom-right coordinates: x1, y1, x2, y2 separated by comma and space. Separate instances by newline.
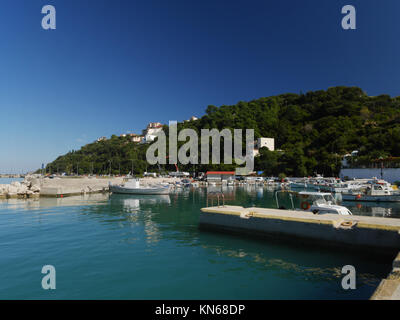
200, 206, 400, 251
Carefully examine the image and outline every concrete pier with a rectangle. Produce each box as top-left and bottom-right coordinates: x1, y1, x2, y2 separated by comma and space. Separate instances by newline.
38, 177, 122, 197
38, 177, 182, 197
0, 176, 185, 198
200, 206, 400, 251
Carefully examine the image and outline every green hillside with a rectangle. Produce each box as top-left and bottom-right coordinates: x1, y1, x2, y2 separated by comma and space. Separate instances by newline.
45, 86, 400, 177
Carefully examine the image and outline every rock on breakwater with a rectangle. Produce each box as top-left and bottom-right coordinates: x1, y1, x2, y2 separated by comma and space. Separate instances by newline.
0, 176, 40, 199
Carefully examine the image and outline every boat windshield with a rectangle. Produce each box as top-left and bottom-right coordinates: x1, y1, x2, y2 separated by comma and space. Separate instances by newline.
275, 191, 337, 210
300, 194, 336, 205
323, 194, 336, 204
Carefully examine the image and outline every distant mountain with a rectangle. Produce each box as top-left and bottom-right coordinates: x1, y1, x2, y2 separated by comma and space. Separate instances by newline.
45, 86, 400, 177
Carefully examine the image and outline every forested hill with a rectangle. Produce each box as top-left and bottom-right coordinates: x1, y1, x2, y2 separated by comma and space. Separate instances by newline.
45, 86, 400, 177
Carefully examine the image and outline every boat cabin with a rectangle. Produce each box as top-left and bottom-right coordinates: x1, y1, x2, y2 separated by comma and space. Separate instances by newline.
366, 184, 392, 196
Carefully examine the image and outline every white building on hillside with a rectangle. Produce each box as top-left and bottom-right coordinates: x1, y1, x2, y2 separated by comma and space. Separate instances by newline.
184, 116, 199, 122
128, 133, 143, 143
141, 122, 164, 143
253, 138, 275, 157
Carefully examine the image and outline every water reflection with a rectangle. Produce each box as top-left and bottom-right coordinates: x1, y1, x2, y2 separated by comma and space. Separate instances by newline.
343, 201, 400, 218
110, 194, 171, 211
0, 193, 110, 211
108, 194, 173, 245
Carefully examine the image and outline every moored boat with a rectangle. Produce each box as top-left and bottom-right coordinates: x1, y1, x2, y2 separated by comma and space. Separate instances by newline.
109, 179, 170, 195
276, 191, 352, 215
342, 183, 400, 202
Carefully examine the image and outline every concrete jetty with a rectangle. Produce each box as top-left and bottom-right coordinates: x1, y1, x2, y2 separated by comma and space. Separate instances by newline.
200, 205, 400, 251
0, 176, 185, 198
38, 177, 122, 197
37, 176, 182, 197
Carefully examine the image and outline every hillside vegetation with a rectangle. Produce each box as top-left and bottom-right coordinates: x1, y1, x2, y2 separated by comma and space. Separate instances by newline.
45, 86, 400, 177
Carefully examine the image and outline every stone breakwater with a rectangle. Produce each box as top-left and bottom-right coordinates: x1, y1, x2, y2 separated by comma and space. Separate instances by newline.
38, 176, 184, 197
0, 177, 40, 199
0, 176, 185, 198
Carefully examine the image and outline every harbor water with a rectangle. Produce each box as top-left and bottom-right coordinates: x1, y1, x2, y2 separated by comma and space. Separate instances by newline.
0, 186, 396, 299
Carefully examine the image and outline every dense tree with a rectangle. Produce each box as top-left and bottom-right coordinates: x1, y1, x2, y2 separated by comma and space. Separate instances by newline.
44, 86, 400, 176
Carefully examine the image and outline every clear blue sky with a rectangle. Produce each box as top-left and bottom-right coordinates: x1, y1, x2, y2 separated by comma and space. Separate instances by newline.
1, 0, 399, 172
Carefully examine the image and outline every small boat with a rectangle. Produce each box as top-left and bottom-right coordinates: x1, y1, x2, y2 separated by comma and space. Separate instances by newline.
289, 181, 308, 189
325, 181, 364, 193
109, 179, 170, 195
190, 181, 200, 187
342, 183, 400, 202
276, 191, 352, 215
181, 179, 192, 187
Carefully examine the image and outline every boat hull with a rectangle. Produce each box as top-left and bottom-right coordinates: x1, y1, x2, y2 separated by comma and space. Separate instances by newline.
110, 185, 170, 195
341, 194, 400, 202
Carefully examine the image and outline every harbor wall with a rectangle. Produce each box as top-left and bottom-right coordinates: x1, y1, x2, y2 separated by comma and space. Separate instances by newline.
200, 206, 400, 252
340, 168, 400, 183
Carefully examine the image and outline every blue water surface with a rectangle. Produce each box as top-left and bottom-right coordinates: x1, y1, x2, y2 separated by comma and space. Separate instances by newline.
0, 186, 394, 299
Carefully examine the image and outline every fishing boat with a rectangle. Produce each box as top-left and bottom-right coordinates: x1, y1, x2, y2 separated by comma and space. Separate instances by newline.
324, 181, 364, 193
289, 179, 309, 189
341, 183, 400, 202
109, 179, 170, 195
276, 191, 352, 215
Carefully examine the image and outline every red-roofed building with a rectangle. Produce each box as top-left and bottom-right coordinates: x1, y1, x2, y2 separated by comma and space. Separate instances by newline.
206, 171, 235, 182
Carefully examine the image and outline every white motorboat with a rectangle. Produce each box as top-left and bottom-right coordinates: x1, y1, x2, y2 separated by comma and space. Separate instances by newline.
109, 179, 170, 195
298, 191, 352, 215
276, 191, 352, 215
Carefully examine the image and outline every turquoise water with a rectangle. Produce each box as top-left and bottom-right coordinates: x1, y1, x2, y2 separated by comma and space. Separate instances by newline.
0, 186, 395, 299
